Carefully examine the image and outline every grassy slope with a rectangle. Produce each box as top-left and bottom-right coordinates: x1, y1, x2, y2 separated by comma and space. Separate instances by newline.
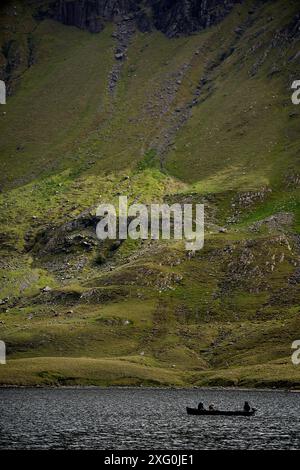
0, 0, 299, 387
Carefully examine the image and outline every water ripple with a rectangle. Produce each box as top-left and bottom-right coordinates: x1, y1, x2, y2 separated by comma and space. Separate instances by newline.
0, 388, 299, 450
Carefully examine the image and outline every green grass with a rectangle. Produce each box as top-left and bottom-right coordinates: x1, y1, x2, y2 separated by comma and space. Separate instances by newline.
0, 0, 300, 387
0, 356, 184, 386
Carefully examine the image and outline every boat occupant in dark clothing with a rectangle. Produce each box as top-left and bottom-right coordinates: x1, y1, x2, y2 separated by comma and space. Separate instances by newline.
244, 401, 251, 412
198, 402, 204, 411
209, 404, 215, 411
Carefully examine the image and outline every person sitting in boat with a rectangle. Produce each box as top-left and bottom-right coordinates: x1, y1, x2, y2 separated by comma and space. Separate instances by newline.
209, 404, 215, 411
198, 402, 205, 411
243, 401, 251, 412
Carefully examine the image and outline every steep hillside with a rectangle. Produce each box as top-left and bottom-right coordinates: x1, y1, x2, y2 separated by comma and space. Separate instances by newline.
0, 0, 299, 387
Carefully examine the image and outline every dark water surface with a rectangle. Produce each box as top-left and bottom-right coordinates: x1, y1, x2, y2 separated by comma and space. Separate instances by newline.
0, 388, 299, 450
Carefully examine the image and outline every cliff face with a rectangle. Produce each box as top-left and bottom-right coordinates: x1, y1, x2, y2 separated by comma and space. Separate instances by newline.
48, 0, 242, 35
49, 0, 140, 33
150, 0, 242, 37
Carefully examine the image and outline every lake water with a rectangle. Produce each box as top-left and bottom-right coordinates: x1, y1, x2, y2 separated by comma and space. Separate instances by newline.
0, 388, 299, 450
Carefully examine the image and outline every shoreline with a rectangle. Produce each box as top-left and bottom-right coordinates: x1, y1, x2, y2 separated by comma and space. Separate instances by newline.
1, 385, 300, 393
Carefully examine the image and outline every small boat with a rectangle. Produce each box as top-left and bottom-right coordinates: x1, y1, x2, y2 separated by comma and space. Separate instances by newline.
186, 407, 256, 417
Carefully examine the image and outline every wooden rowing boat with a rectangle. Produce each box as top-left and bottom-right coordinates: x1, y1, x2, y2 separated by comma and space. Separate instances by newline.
186, 407, 256, 416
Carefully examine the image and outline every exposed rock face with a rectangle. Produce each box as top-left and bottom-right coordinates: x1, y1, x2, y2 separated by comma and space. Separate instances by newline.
109, 16, 136, 93
48, 0, 242, 36
49, 0, 140, 33
151, 0, 242, 38
0, 36, 37, 96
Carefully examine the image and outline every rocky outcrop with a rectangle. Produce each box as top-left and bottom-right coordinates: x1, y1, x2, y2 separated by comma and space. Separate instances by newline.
109, 16, 136, 93
151, 0, 242, 38
47, 0, 242, 36
49, 0, 141, 33
0, 35, 37, 96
